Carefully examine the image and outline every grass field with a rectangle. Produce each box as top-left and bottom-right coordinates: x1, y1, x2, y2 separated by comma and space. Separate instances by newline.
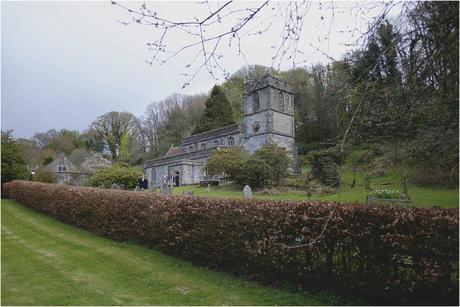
1, 199, 340, 306
171, 167, 458, 208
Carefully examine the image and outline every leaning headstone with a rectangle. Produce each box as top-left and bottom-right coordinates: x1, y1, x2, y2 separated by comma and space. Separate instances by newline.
364, 174, 371, 191
111, 183, 120, 190
243, 185, 252, 199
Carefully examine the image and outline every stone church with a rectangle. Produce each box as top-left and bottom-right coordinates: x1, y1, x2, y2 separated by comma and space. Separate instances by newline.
144, 74, 298, 187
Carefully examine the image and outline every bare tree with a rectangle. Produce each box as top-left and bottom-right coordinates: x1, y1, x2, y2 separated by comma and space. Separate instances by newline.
113, 1, 400, 87
138, 93, 207, 158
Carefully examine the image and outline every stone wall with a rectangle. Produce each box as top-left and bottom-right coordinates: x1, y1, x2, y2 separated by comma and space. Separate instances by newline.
271, 111, 294, 136
243, 111, 268, 138
146, 159, 206, 187
243, 134, 269, 153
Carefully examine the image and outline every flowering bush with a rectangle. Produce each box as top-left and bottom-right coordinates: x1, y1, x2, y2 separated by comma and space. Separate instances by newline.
373, 189, 400, 199
80, 152, 112, 174
3, 181, 458, 305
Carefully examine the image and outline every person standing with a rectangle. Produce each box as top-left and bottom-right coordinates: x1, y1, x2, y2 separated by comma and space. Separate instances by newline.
138, 176, 144, 191
174, 171, 180, 187
142, 176, 149, 190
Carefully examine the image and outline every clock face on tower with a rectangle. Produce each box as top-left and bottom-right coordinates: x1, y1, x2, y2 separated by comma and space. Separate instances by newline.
252, 121, 260, 133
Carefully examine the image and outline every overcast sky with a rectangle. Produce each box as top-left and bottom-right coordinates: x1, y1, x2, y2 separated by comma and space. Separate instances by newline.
1, 1, 400, 139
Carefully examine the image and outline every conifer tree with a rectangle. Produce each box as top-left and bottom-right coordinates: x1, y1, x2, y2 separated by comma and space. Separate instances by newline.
192, 85, 235, 134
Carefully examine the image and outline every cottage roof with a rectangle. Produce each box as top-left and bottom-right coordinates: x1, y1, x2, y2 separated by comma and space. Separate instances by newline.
44, 155, 77, 173
182, 123, 240, 145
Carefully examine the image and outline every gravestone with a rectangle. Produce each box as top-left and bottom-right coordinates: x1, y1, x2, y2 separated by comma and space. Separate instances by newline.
243, 185, 252, 199
183, 190, 194, 196
111, 183, 120, 190
161, 176, 172, 194
401, 175, 409, 201
364, 174, 371, 191
205, 183, 211, 193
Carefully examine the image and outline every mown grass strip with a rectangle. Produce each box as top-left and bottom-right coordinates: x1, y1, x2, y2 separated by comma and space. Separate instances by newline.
1, 199, 339, 306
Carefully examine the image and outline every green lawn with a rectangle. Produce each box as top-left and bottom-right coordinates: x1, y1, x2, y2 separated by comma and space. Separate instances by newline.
1, 199, 339, 306
171, 167, 458, 208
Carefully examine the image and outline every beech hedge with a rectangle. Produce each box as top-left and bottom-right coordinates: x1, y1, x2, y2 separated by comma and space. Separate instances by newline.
3, 181, 458, 305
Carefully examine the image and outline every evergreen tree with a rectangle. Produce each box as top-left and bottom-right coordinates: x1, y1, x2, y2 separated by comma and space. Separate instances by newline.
192, 85, 235, 134
1, 130, 29, 185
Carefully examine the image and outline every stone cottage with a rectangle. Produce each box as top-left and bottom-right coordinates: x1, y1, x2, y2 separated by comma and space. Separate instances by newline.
144, 74, 299, 187
44, 154, 78, 184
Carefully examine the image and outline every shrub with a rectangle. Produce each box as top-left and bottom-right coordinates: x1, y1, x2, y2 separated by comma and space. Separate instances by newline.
87, 163, 142, 189
407, 127, 458, 185
307, 148, 343, 187
33, 169, 57, 184
253, 144, 291, 185
235, 156, 272, 189
203, 147, 249, 181
204, 144, 291, 189
3, 181, 458, 306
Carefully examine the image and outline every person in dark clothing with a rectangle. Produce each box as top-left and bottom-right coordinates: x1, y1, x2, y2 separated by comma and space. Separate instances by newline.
142, 177, 149, 190
174, 171, 180, 187
138, 176, 144, 190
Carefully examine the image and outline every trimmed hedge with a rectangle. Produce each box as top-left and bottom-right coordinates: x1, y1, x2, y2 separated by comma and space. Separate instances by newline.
3, 181, 458, 305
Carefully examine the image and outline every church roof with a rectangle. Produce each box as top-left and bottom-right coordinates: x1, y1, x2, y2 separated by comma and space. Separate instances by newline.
182, 123, 241, 145
164, 146, 185, 157
145, 147, 217, 167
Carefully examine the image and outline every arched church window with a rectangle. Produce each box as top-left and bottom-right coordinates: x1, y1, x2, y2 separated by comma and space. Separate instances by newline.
227, 137, 234, 146
253, 91, 260, 112
213, 140, 220, 147
62, 166, 67, 172
278, 91, 284, 112
58, 166, 62, 172
200, 143, 206, 149
188, 145, 194, 151
151, 168, 156, 183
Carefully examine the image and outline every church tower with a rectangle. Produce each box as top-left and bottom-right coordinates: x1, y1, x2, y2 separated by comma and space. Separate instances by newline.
242, 74, 299, 172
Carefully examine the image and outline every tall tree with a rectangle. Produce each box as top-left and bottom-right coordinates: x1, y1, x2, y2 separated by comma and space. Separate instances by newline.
192, 85, 235, 134
32, 129, 58, 150
221, 76, 244, 121
139, 93, 207, 159
90, 111, 137, 161
1, 130, 29, 185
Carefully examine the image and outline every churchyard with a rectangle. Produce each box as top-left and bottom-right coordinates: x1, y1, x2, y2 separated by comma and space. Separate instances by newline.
172, 167, 458, 208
